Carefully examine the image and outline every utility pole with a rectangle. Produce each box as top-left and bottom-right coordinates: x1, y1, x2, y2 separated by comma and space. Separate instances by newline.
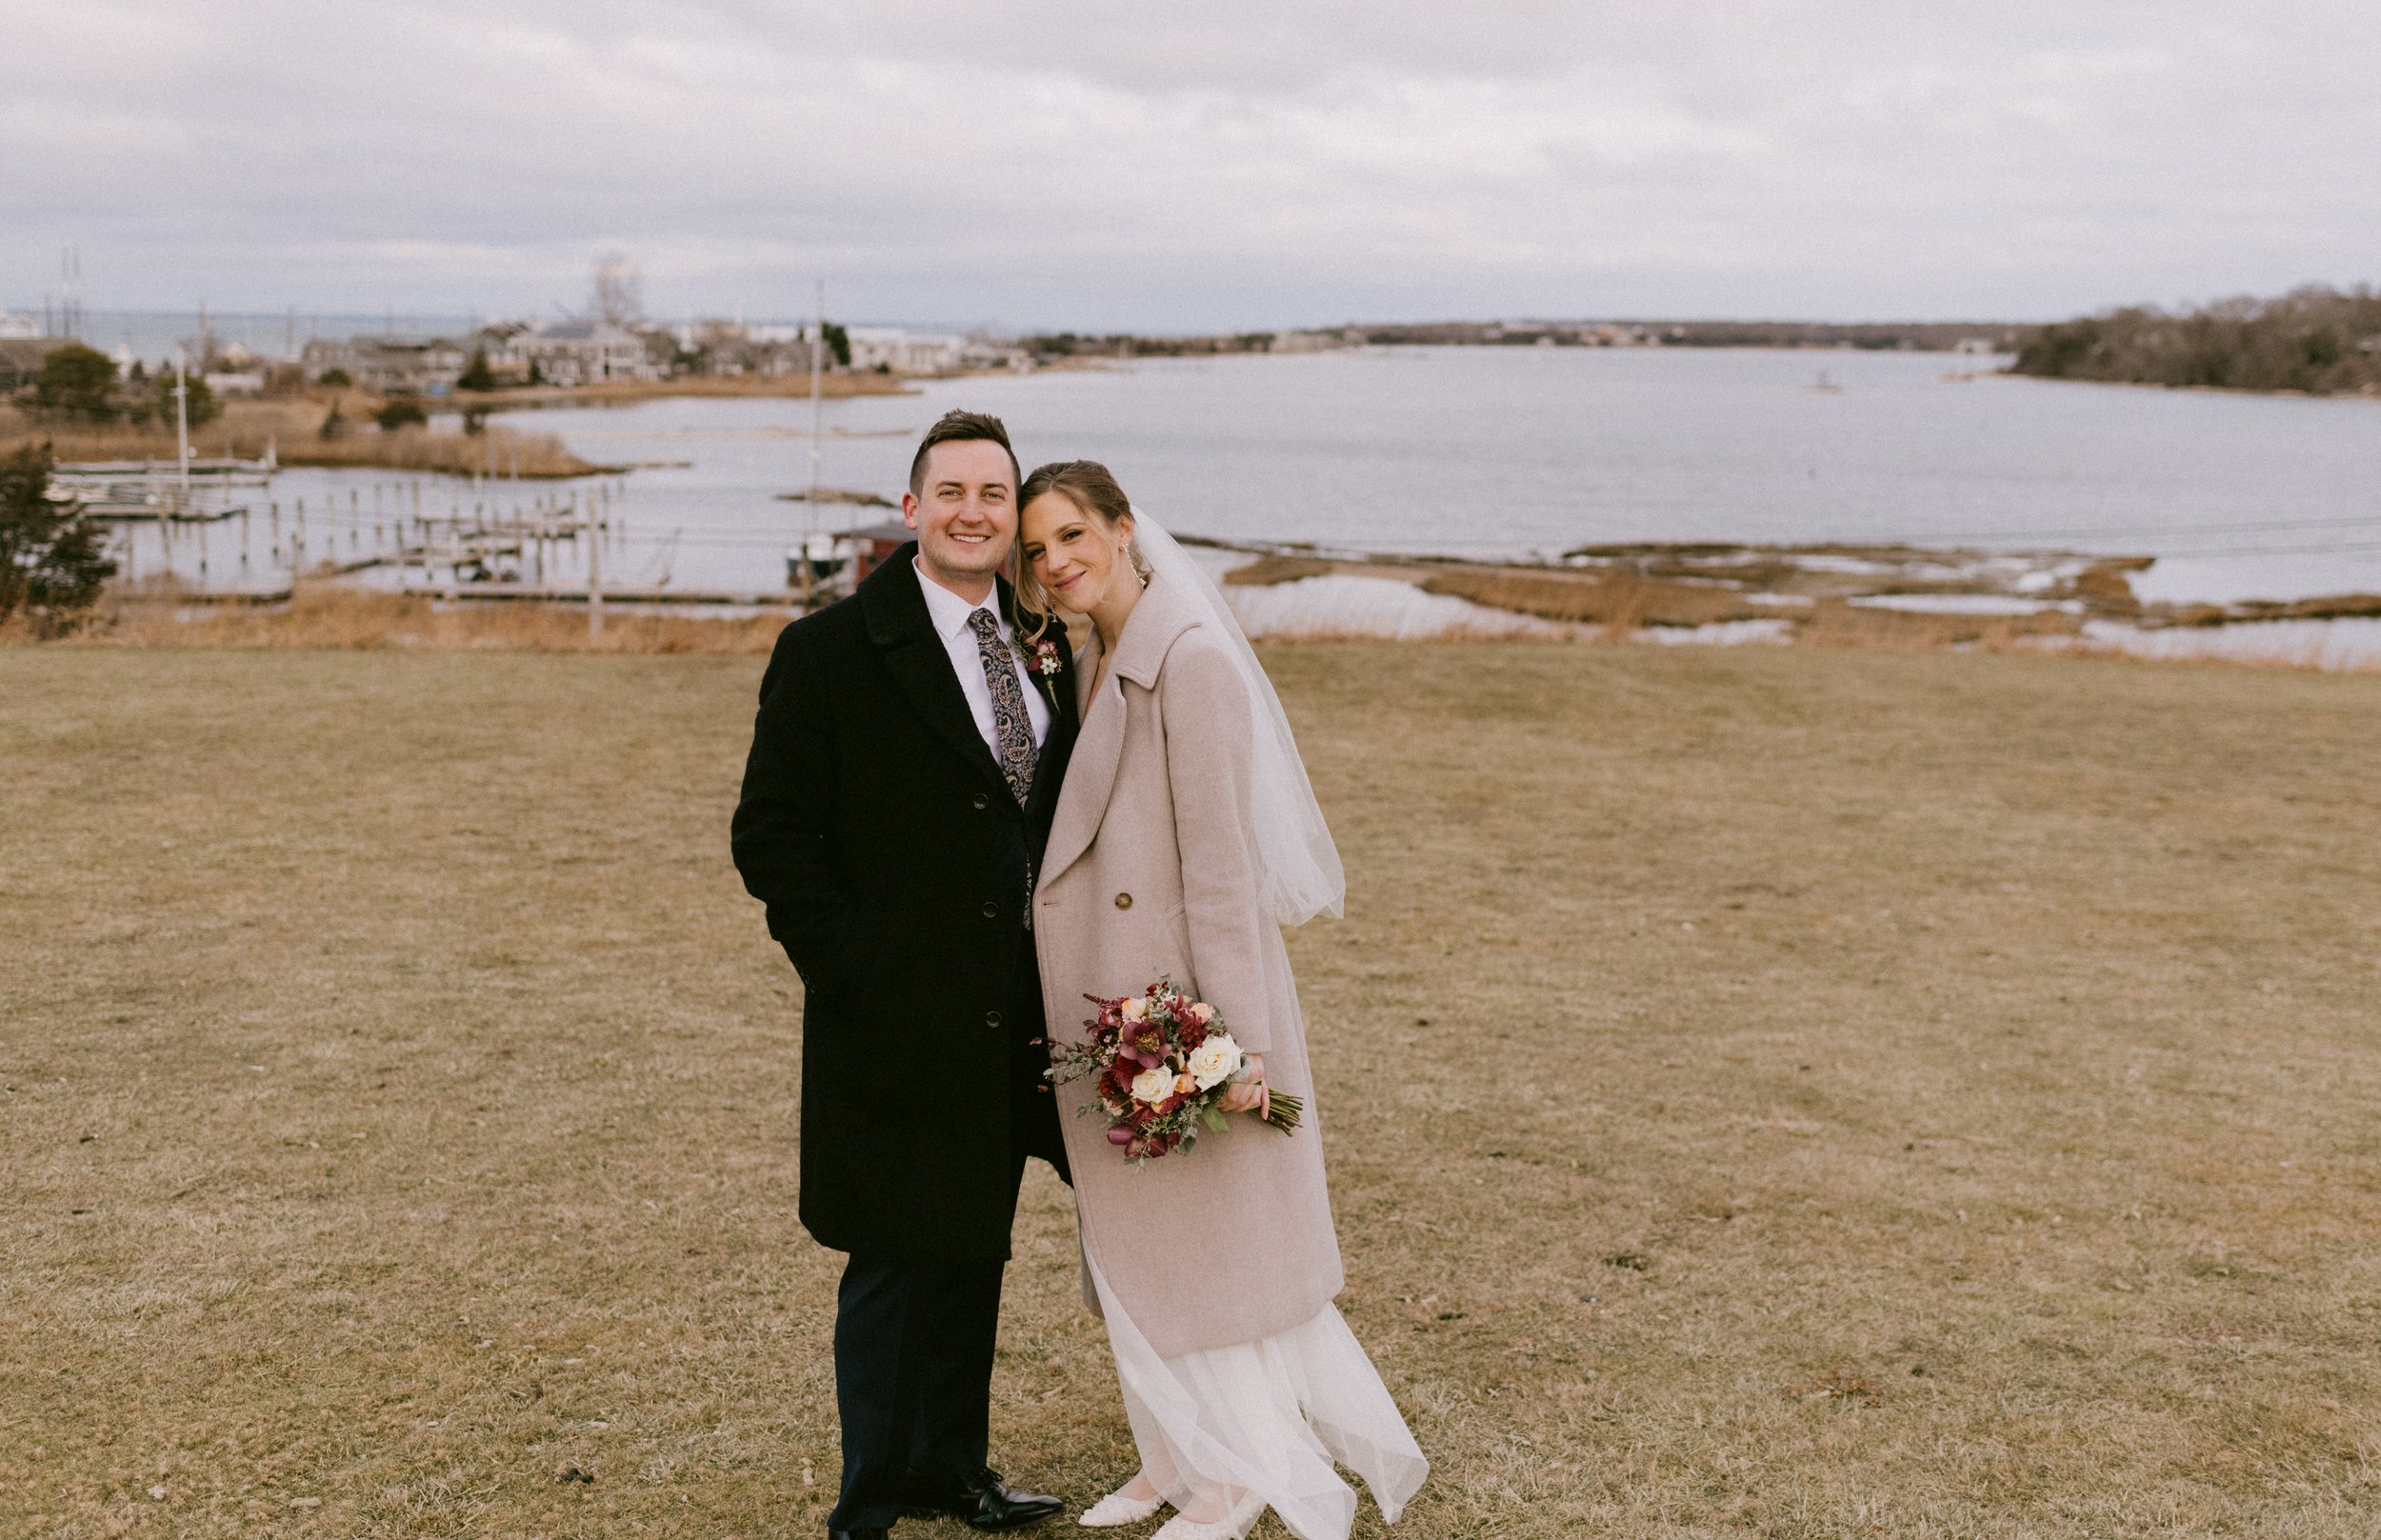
173, 353, 192, 508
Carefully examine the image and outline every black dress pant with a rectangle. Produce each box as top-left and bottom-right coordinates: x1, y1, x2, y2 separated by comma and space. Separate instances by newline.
826, 1230, 1014, 1530
826, 934, 1062, 1532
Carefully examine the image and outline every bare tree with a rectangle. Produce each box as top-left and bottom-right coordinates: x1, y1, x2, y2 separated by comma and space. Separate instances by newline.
589, 253, 644, 326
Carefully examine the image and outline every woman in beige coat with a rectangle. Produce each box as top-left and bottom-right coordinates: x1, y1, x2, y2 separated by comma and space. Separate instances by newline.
1017, 462, 1425, 1540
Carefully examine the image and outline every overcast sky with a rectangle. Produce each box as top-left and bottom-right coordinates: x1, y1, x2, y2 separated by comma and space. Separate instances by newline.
7, 1, 2378, 330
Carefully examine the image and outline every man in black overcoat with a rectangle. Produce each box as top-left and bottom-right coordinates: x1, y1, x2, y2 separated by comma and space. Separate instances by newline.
731, 411, 1077, 1539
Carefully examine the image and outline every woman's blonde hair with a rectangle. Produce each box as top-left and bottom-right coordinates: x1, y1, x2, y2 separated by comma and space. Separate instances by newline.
1013, 459, 1145, 639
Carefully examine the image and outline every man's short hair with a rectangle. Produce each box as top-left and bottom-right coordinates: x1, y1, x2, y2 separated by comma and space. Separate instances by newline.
909, 410, 1021, 497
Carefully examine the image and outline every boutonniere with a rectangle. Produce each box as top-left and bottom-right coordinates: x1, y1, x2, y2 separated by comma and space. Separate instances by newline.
1021, 636, 1064, 705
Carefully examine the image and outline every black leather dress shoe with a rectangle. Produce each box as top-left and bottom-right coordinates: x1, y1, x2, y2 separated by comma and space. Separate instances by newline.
902, 1465, 1064, 1530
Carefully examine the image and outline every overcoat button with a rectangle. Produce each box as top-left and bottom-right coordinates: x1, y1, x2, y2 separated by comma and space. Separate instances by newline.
972, 792, 990, 810
1114, 892, 1133, 910
986, 1010, 1003, 1029
982, 901, 999, 918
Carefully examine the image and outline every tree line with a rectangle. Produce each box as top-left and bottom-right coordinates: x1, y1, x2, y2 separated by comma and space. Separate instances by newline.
2011, 284, 2381, 395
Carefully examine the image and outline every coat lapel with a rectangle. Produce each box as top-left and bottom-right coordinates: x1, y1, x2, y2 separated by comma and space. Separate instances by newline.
861, 547, 1011, 798
1038, 574, 1199, 890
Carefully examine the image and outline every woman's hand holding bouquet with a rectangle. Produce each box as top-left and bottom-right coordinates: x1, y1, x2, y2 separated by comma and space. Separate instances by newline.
1046, 977, 1301, 1165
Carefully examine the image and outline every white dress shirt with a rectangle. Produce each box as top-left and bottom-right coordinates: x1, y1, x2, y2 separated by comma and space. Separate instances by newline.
914, 558, 1051, 753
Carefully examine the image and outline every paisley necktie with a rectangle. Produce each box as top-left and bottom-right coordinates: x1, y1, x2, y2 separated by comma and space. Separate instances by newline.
967, 608, 1037, 810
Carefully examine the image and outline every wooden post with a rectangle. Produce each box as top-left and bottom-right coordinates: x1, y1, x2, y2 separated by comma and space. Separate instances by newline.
586, 491, 604, 640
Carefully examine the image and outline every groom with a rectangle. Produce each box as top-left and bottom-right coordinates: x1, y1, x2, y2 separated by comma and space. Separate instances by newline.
732, 410, 1078, 1539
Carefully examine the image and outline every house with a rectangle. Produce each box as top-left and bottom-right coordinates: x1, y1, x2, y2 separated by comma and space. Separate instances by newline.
467, 320, 537, 384
302, 334, 470, 393
672, 319, 821, 378
846, 328, 966, 373
515, 319, 660, 386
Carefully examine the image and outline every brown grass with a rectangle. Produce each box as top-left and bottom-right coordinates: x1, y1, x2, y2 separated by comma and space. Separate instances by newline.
1417, 569, 1751, 630
0, 401, 597, 479
72, 589, 789, 654
6, 644, 2381, 1536
1797, 597, 2085, 650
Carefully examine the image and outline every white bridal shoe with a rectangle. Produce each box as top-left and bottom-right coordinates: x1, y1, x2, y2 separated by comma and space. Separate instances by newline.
1150, 1493, 1265, 1540
1077, 1479, 1166, 1528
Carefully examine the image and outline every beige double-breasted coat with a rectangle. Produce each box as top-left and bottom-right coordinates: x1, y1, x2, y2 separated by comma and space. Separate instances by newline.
1031, 572, 1345, 1358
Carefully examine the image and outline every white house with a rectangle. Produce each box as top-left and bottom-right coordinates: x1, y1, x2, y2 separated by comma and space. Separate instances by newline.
845, 327, 966, 373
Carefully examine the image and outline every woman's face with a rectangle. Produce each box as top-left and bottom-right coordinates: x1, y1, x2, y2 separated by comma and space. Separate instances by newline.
1021, 490, 1131, 615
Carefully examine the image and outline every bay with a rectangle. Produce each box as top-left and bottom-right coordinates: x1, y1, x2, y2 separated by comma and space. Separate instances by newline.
113, 347, 2381, 606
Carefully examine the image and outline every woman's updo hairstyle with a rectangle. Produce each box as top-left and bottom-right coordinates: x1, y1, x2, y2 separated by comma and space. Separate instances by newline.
1014, 459, 1147, 637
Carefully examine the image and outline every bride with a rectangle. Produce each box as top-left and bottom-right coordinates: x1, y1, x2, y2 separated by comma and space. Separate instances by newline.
1017, 461, 1427, 1540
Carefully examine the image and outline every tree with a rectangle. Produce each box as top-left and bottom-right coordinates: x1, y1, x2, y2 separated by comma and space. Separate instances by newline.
590, 252, 644, 325
823, 321, 850, 368
0, 446, 117, 632
375, 397, 429, 430
30, 343, 119, 420
150, 372, 221, 429
317, 367, 352, 388
457, 348, 496, 392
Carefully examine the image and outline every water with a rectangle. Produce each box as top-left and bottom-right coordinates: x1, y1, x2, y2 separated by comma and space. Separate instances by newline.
104, 347, 2381, 605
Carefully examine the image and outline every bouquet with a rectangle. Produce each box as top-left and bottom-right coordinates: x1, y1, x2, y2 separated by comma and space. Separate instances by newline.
1046, 977, 1301, 1164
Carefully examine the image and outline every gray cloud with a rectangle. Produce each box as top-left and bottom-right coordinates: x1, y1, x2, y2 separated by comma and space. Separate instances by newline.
6, 1, 2378, 327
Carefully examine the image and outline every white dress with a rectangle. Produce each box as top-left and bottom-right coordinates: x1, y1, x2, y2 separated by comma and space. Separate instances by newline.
1087, 1252, 1428, 1540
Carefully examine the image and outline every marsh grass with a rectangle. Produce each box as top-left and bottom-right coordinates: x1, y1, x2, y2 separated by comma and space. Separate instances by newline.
0, 402, 595, 479
4, 645, 2380, 1537
82, 589, 789, 655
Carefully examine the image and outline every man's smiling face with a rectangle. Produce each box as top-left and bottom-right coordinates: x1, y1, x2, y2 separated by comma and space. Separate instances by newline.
904, 438, 1018, 598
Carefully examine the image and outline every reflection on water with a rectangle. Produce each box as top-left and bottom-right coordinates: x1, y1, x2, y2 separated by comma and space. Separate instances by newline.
100, 348, 2381, 606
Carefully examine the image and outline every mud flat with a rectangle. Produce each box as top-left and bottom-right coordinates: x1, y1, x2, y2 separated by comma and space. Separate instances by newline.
1209, 540, 2381, 668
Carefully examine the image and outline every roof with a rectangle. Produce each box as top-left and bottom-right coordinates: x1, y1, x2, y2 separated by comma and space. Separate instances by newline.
530, 319, 644, 345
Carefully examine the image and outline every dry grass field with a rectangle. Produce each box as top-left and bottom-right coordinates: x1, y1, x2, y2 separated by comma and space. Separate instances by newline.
4, 642, 2379, 1538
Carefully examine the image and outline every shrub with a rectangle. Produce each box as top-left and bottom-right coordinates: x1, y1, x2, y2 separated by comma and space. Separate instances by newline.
149, 371, 222, 429
0, 445, 117, 632
375, 398, 429, 431
457, 349, 496, 392
30, 344, 120, 420
317, 368, 352, 388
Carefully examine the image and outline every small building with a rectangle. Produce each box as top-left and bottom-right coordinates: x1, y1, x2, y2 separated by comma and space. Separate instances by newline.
302, 334, 469, 393
848, 520, 915, 582
515, 319, 660, 386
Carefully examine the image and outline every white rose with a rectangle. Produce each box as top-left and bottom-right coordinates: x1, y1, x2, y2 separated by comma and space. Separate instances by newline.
1130, 1065, 1177, 1105
1187, 1034, 1244, 1091
1121, 996, 1149, 1022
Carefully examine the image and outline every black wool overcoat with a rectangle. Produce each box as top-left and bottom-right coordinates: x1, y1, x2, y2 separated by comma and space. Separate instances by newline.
731, 547, 1080, 1262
